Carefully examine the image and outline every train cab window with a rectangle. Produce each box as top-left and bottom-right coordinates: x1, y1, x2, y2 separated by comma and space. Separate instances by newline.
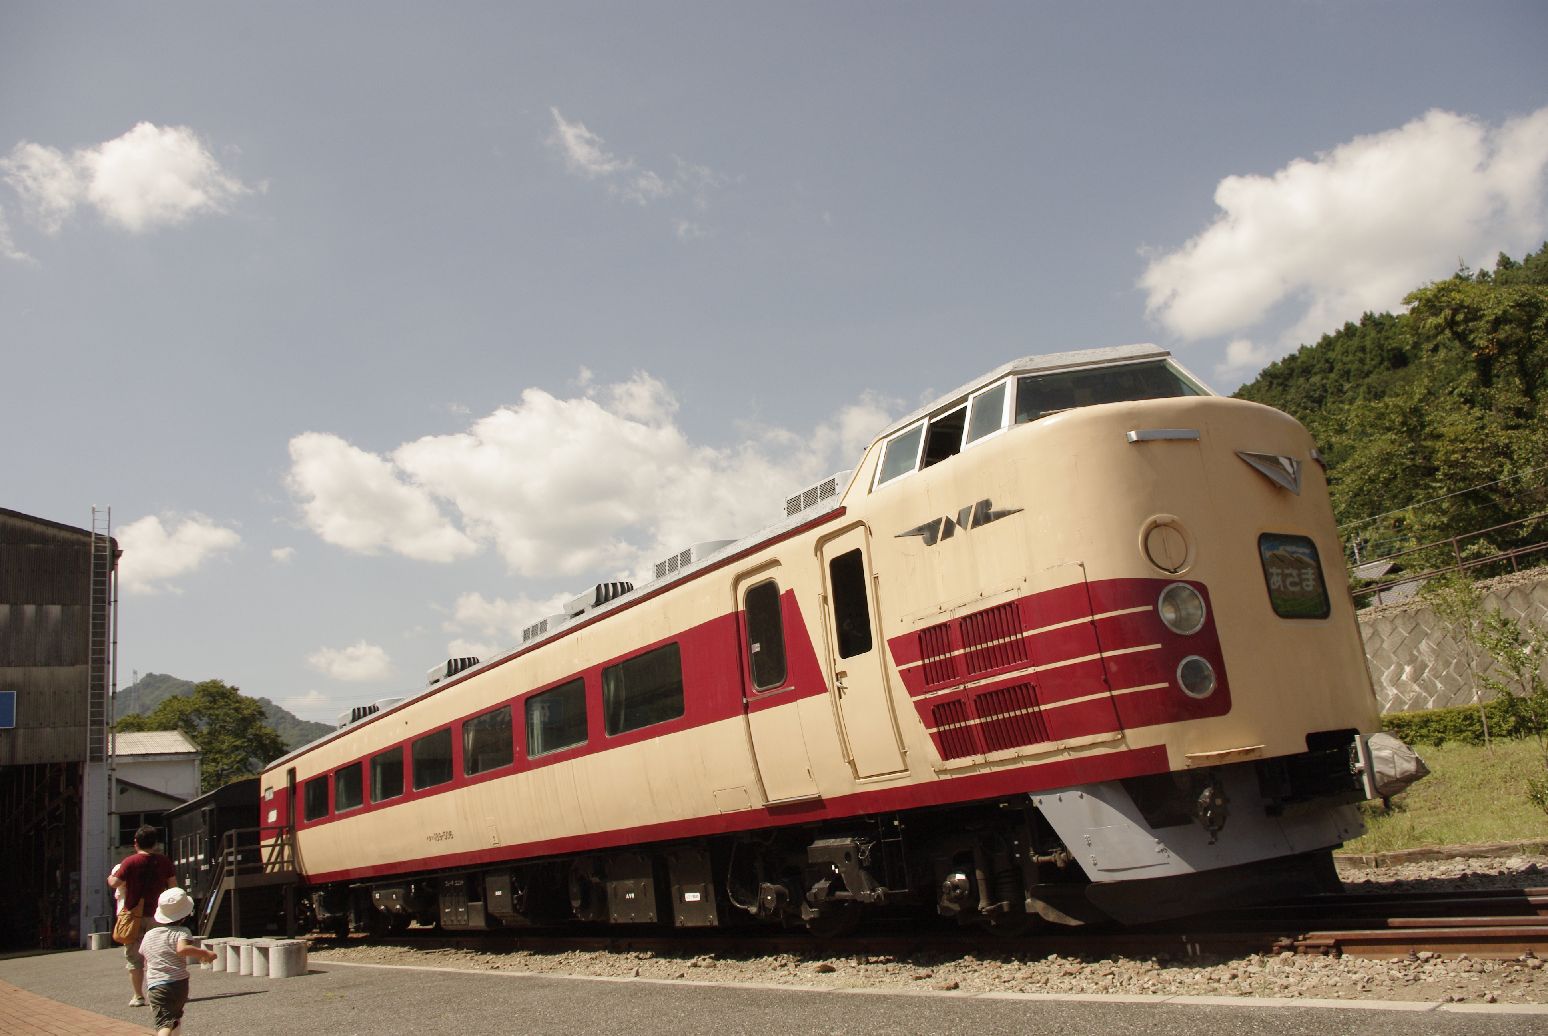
527, 678, 587, 757
965, 379, 1010, 444
920, 405, 966, 469
371, 747, 404, 801
603, 643, 685, 736
334, 762, 364, 813
744, 579, 788, 691
412, 728, 454, 790
463, 705, 514, 776
303, 776, 329, 822
1014, 360, 1203, 424
829, 548, 873, 658
874, 423, 924, 487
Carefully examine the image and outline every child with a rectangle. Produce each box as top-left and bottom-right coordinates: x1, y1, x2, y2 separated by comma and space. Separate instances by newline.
137, 887, 217, 1035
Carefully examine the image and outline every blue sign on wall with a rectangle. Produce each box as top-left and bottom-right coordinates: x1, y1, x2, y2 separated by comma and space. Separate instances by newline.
0, 691, 15, 729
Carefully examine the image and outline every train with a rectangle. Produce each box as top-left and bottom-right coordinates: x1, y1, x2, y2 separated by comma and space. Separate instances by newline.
252, 342, 1399, 937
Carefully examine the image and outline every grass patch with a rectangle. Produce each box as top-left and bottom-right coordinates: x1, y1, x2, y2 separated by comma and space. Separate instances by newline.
1342, 738, 1548, 854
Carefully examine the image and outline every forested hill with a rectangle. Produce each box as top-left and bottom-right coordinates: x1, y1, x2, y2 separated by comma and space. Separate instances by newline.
1233, 245, 1548, 560
116, 672, 332, 751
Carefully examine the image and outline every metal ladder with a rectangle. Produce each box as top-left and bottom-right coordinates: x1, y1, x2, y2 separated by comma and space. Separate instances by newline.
87, 506, 116, 763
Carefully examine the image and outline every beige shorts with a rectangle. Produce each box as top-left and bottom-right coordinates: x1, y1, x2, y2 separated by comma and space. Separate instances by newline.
123, 927, 146, 970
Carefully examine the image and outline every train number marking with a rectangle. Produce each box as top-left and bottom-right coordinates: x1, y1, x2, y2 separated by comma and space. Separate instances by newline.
427, 830, 454, 843
897, 498, 1022, 547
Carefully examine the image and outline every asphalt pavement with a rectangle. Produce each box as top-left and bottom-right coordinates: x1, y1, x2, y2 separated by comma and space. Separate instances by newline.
2, 944, 1546, 1036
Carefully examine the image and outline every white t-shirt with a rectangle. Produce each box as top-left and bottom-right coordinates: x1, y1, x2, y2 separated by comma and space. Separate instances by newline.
139, 925, 192, 987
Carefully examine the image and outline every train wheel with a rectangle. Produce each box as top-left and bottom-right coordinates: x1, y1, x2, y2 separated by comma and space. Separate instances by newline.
983, 907, 1035, 938
804, 902, 860, 939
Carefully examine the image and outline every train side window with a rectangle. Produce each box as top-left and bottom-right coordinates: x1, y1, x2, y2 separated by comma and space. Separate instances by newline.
371, 747, 404, 801
412, 728, 454, 790
527, 678, 588, 757
744, 579, 788, 691
874, 423, 924, 487
303, 776, 329, 822
829, 548, 873, 658
334, 762, 364, 813
603, 643, 685, 736
965, 379, 1009, 444
920, 405, 966, 469
463, 705, 514, 776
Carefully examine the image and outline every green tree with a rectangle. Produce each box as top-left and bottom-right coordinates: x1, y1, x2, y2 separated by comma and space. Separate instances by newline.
117, 679, 287, 792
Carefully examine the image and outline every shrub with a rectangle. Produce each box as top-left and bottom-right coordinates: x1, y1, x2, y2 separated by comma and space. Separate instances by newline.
1382, 697, 1539, 746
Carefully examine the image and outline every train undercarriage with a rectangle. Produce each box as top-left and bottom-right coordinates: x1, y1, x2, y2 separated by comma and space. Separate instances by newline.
302, 739, 1366, 939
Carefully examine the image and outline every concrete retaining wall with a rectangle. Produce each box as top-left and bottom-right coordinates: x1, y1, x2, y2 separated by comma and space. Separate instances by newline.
1359, 568, 1548, 714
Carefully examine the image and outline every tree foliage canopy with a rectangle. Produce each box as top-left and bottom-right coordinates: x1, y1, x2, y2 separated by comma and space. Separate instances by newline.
1235, 245, 1548, 566
117, 679, 287, 793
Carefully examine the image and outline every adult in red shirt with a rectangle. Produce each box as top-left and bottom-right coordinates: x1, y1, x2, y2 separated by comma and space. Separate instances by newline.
107, 824, 176, 1008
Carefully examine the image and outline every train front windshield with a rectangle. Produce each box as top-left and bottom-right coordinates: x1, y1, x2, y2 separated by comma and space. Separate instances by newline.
1014, 360, 1204, 425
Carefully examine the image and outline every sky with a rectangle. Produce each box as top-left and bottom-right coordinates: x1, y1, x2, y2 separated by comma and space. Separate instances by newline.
3, 2, 1546, 725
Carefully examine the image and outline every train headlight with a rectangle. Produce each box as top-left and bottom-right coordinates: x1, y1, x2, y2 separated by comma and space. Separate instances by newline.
1177, 656, 1217, 699
1156, 582, 1206, 635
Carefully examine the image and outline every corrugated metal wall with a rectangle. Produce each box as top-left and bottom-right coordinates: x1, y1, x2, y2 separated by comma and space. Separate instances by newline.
0, 509, 98, 767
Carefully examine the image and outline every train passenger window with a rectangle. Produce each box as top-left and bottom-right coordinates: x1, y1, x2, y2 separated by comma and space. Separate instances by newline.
334, 762, 364, 813
303, 776, 329, 822
1014, 360, 1203, 424
412, 728, 454, 790
920, 405, 966, 469
828, 548, 873, 658
744, 579, 788, 691
874, 423, 924, 487
527, 678, 587, 757
371, 747, 404, 801
965, 380, 1009, 444
603, 643, 685, 736
463, 705, 514, 776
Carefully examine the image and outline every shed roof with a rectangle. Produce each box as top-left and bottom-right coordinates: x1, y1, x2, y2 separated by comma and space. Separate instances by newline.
111, 731, 200, 757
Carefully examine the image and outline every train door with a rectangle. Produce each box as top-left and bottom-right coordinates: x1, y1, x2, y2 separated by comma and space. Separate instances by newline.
734, 564, 821, 803
817, 524, 907, 779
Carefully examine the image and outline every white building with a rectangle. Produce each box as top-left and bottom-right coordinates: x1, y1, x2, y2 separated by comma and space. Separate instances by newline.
110, 730, 201, 853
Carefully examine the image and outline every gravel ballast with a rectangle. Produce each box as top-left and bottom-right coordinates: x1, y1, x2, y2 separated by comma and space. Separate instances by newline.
309, 854, 1548, 1005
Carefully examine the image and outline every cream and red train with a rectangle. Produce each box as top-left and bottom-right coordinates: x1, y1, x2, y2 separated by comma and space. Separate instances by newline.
259, 343, 1387, 935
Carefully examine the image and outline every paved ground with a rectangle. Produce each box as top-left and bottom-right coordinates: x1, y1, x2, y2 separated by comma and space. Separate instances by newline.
2, 945, 1547, 1036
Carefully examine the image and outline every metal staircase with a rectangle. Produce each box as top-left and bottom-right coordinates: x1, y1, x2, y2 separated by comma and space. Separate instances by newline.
198, 827, 300, 938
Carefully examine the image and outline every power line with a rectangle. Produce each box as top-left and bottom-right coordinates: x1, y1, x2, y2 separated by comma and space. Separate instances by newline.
1339, 463, 1548, 531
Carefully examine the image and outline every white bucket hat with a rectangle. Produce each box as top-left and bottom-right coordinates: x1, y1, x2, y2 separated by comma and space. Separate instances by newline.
154, 887, 194, 924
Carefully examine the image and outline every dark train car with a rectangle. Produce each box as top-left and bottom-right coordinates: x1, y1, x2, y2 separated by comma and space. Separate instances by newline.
165, 777, 261, 929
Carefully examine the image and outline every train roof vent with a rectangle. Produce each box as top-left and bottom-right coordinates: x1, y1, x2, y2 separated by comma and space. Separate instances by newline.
652, 539, 734, 581
784, 470, 851, 518
426, 655, 480, 688
566, 581, 635, 619
522, 613, 570, 643
337, 701, 386, 729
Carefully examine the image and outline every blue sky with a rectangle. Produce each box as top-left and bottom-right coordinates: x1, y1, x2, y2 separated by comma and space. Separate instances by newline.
3, 2, 1546, 723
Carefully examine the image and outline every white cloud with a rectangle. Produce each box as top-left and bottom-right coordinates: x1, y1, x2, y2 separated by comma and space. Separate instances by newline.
0, 205, 31, 261
1141, 107, 1548, 360
270, 546, 296, 564
306, 640, 392, 682
1215, 338, 1274, 382
118, 514, 241, 594
548, 108, 726, 234
286, 431, 479, 562
285, 371, 891, 581
1, 122, 248, 235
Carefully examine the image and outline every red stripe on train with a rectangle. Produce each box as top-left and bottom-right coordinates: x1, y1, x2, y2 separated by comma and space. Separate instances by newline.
297, 744, 1171, 886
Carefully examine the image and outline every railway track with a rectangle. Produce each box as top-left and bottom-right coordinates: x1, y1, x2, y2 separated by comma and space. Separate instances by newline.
307, 886, 1548, 963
